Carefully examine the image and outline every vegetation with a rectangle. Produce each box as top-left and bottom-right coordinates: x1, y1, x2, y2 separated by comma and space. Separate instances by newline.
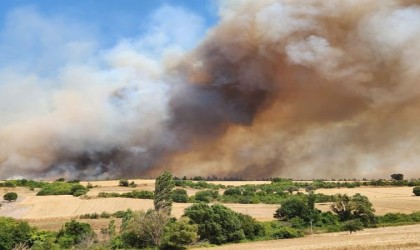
413, 186, 420, 196
98, 190, 154, 199
0, 217, 32, 250
56, 220, 95, 248
3, 192, 18, 202
342, 219, 364, 234
154, 171, 175, 213
36, 182, 89, 197
184, 203, 264, 245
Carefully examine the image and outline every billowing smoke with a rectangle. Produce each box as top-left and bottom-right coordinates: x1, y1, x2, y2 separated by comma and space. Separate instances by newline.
1, 0, 420, 179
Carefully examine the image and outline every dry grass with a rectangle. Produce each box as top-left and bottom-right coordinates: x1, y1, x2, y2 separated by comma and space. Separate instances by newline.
315, 186, 419, 215
195, 224, 420, 250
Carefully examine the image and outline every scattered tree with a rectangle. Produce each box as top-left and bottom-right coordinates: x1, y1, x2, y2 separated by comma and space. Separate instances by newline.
0, 217, 32, 250
184, 203, 245, 245
274, 197, 308, 221
390, 173, 404, 181
3, 192, 18, 202
154, 171, 175, 214
331, 193, 376, 226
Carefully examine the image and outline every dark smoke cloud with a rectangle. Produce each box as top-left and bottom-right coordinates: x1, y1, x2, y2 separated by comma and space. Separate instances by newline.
1, 0, 420, 179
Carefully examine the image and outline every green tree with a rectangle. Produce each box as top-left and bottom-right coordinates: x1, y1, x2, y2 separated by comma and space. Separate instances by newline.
390, 173, 404, 181
121, 210, 170, 248
413, 186, 420, 196
56, 220, 95, 248
342, 219, 364, 234
154, 171, 175, 214
161, 217, 198, 249
184, 203, 245, 245
0, 217, 32, 250
331, 193, 376, 226
274, 197, 308, 221
3, 192, 18, 202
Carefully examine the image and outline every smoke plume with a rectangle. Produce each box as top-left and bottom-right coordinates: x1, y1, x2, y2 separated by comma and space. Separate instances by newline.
1, 0, 420, 179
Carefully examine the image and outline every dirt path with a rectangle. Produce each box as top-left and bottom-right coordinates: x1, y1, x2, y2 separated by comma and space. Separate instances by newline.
195, 224, 420, 250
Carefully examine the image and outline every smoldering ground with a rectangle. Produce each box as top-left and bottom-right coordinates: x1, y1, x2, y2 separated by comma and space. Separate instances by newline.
1, 0, 420, 179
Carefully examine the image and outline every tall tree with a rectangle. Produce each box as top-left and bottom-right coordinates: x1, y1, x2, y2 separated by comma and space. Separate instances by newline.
154, 171, 175, 214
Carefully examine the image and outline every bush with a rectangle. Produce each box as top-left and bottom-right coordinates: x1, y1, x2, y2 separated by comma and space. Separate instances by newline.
413, 186, 420, 196
171, 188, 188, 203
3, 192, 18, 202
0, 217, 32, 250
224, 187, 242, 196
194, 190, 218, 203
119, 179, 129, 187
161, 217, 198, 249
184, 203, 245, 244
56, 220, 95, 248
36, 182, 88, 196
271, 227, 303, 239
342, 219, 364, 234
274, 197, 308, 221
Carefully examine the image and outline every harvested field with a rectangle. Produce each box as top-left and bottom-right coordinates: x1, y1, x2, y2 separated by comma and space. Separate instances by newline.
196, 224, 420, 250
315, 186, 419, 215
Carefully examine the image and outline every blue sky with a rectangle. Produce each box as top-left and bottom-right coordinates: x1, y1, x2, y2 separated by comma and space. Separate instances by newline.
0, 0, 218, 73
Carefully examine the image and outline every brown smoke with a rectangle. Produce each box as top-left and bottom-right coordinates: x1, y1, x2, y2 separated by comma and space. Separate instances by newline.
2, 0, 420, 179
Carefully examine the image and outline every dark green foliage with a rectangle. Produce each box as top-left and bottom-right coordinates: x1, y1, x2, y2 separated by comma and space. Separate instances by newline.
0, 217, 32, 250
129, 181, 137, 188
121, 190, 154, 199
236, 213, 265, 240
413, 186, 420, 196
377, 212, 420, 225
271, 227, 303, 239
193, 190, 218, 203
98, 190, 155, 199
274, 197, 308, 221
36, 182, 88, 196
171, 188, 188, 203
184, 203, 245, 244
3, 192, 18, 202
342, 219, 364, 234
56, 220, 95, 248
154, 171, 175, 213
55, 178, 65, 182
161, 217, 198, 250
119, 179, 129, 187
391, 173, 404, 181
331, 193, 376, 226
224, 187, 242, 196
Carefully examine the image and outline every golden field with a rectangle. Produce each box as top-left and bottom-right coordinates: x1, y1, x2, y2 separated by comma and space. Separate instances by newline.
1, 179, 419, 249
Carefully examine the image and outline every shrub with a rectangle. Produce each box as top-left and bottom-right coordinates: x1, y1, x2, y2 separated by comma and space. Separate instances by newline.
224, 187, 242, 196
56, 220, 95, 248
194, 190, 218, 203
274, 197, 308, 221
161, 217, 198, 249
0, 217, 32, 250
3, 192, 18, 202
119, 179, 129, 187
171, 188, 188, 203
271, 227, 303, 239
342, 219, 364, 234
413, 186, 420, 196
184, 203, 245, 245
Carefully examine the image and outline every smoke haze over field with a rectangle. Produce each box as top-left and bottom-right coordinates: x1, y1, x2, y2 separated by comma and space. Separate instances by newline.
1, 0, 420, 179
